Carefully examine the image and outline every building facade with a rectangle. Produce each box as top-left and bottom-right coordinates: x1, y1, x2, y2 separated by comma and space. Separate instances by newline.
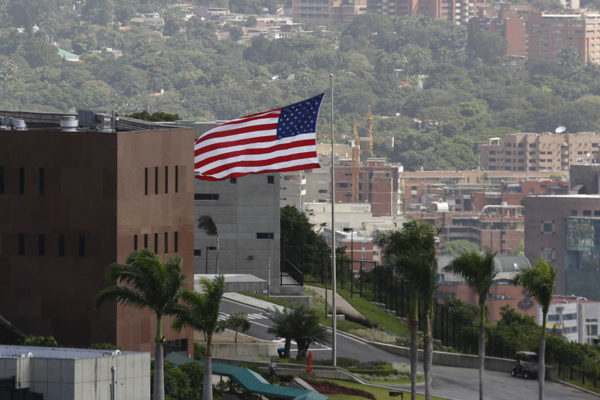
544, 296, 600, 344
523, 195, 600, 300
0, 115, 194, 354
527, 11, 600, 64
479, 132, 600, 172
291, 0, 366, 24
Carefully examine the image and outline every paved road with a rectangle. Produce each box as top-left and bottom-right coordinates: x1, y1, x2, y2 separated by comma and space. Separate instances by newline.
221, 299, 598, 400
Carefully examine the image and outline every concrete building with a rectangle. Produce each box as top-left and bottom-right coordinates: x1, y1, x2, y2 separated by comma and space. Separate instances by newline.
479, 132, 600, 172
523, 194, 600, 300
0, 111, 194, 354
545, 296, 600, 344
527, 11, 600, 64
479, 6, 528, 57
0, 345, 150, 400
368, 0, 484, 24
291, 0, 366, 24
191, 123, 281, 293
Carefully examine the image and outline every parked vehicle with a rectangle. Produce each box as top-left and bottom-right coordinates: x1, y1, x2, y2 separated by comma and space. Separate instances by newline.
510, 351, 538, 379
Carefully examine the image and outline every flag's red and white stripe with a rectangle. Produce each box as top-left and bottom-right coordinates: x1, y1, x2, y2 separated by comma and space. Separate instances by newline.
194, 108, 320, 181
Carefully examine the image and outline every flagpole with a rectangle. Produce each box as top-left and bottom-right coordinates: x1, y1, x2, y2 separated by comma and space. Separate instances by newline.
330, 73, 337, 367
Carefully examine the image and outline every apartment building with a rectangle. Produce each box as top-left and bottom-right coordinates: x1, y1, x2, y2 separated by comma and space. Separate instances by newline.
480, 6, 528, 57
0, 111, 194, 354
527, 11, 600, 64
368, 0, 484, 24
291, 0, 366, 24
479, 132, 600, 172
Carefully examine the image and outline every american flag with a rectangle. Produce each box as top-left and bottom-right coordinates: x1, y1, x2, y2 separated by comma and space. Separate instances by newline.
194, 94, 324, 181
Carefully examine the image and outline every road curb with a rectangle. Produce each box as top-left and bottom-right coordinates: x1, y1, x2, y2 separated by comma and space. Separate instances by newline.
557, 379, 600, 397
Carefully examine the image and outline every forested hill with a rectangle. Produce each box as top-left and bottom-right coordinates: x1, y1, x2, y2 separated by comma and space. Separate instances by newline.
2, 1, 600, 170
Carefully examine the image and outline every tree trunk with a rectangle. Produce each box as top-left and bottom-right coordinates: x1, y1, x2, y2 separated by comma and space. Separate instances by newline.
154, 316, 165, 400
539, 313, 547, 400
478, 306, 485, 400
284, 338, 291, 359
408, 295, 418, 400
424, 305, 433, 400
203, 334, 213, 400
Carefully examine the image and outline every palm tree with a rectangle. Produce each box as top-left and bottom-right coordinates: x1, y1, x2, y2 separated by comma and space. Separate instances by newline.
198, 215, 219, 274
444, 249, 498, 400
374, 220, 438, 400
93, 249, 185, 400
267, 305, 329, 361
172, 276, 225, 400
225, 312, 251, 344
514, 260, 556, 400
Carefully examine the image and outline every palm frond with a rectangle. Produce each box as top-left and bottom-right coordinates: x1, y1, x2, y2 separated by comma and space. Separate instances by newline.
198, 215, 218, 236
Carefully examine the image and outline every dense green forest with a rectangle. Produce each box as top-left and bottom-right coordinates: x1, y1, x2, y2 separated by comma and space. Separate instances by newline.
2, 1, 600, 170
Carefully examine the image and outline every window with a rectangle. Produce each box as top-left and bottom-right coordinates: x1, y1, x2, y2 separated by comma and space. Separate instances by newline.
38, 235, 45, 256
145, 168, 148, 195
134, 235, 138, 251
571, 210, 578, 216
267, 175, 274, 184
154, 233, 158, 254
175, 166, 179, 193
542, 221, 554, 234
164, 232, 168, 253
0, 166, 3, 194
587, 324, 598, 336
39, 168, 45, 195
583, 210, 592, 216
144, 234, 148, 249
194, 193, 219, 200
165, 166, 169, 194
541, 248, 554, 261
257, 232, 274, 239
78, 235, 86, 257
154, 167, 158, 194
19, 167, 24, 195
230, 178, 237, 184
18, 234, 24, 255
318, 189, 328, 193
339, 182, 348, 188
194, 249, 202, 256
174, 232, 178, 252
58, 235, 65, 257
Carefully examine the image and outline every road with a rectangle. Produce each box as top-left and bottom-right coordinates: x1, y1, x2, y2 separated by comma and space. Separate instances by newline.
220, 299, 598, 400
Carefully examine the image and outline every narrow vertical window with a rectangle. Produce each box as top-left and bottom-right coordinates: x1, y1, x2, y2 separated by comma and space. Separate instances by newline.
155, 167, 158, 195
174, 232, 178, 252
0, 166, 4, 194
175, 166, 179, 193
267, 175, 274, 184
39, 168, 45, 195
144, 168, 148, 195
134, 235, 138, 251
154, 233, 158, 254
19, 167, 25, 194
18, 234, 25, 255
144, 234, 148, 249
58, 235, 65, 257
165, 166, 169, 194
164, 232, 168, 253
78, 235, 85, 257
38, 235, 45, 256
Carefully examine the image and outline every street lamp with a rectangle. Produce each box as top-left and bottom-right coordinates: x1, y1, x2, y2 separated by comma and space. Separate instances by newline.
343, 228, 354, 298
205, 246, 216, 274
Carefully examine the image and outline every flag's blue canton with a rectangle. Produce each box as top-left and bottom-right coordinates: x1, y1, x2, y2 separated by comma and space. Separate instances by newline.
276, 93, 324, 140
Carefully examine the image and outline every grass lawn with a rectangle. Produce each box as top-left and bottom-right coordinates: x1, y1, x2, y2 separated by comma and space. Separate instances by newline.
312, 378, 447, 400
308, 284, 409, 338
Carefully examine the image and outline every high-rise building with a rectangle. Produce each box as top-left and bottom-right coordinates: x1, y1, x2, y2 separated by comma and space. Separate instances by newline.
368, 0, 485, 24
292, 0, 366, 24
527, 11, 600, 64
0, 111, 194, 354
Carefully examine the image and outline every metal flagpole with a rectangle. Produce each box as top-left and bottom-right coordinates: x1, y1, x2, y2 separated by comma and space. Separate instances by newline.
330, 73, 337, 367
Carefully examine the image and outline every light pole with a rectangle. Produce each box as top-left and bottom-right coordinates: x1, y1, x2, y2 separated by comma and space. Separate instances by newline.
205, 246, 216, 274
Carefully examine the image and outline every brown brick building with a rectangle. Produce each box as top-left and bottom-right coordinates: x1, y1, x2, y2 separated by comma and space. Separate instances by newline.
367, 0, 485, 24
0, 114, 194, 354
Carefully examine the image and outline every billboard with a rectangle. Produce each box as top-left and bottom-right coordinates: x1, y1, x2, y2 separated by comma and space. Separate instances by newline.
566, 218, 595, 252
